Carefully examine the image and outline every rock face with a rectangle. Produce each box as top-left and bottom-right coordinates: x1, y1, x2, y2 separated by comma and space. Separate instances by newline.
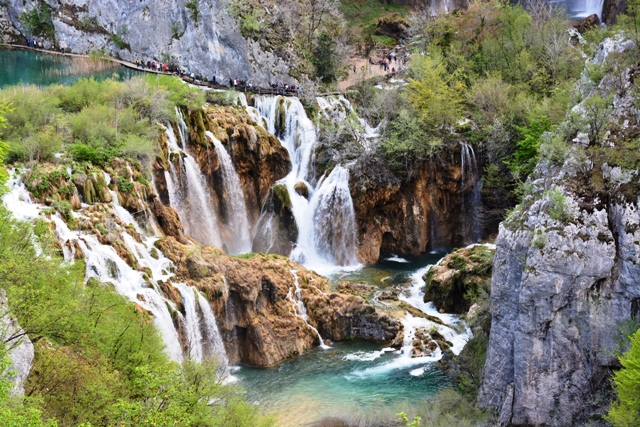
352, 154, 482, 264
478, 35, 640, 426
0, 291, 34, 395
1, 0, 294, 85
574, 13, 601, 33
156, 239, 401, 366
424, 244, 494, 314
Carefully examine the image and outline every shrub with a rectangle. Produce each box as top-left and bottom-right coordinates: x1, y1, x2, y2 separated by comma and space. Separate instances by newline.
185, 0, 200, 25
20, 5, 55, 39
607, 328, 640, 426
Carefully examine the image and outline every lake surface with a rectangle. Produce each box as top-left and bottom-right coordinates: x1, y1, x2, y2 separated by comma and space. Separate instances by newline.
235, 251, 457, 426
0, 48, 142, 87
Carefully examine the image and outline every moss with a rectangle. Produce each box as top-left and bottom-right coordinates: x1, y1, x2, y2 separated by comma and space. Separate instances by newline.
272, 184, 292, 210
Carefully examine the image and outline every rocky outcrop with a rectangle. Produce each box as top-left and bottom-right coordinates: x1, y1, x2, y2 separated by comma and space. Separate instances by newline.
352, 153, 482, 264
154, 105, 291, 236
424, 244, 494, 314
1, 0, 294, 85
375, 14, 411, 40
574, 14, 601, 33
478, 35, 640, 425
0, 291, 34, 395
156, 238, 401, 366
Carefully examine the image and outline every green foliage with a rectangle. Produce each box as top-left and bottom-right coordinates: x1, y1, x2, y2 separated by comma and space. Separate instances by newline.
0, 78, 163, 167
185, 0, 200, 25
144, 74, 205, 111
312, 33, 340, 83
397, 411, 421, 427
546, 188, 569, 222
607, 328, 640, 426
170, 20, 183, 40
239, 9, 263, 38
20, 4, 55, 39
110, 29, 131, 51
509, 115, 550, 179
406, 55, 464, 131
380, 108, 437, 174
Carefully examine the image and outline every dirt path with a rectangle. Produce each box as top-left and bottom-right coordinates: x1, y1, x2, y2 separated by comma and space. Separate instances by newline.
339, 47, 409, 91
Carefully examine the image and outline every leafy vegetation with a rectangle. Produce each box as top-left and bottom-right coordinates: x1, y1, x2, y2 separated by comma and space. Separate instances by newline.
0, 76, 203, 167
607, 328, 640, 426
20, 4, 55, 39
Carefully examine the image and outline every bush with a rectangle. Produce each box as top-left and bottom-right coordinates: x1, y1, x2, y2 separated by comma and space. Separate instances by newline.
607, 328, 640, 426
185, 0, 200, 25
20, 5, 55, 39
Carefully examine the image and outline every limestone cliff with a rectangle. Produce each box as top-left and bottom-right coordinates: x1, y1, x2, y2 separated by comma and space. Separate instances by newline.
0, 0, 294, 85
352, 151, 482, 264
478, 35, 640, 425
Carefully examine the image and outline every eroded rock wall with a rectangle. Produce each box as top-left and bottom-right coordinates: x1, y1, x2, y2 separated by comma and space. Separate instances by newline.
352, 157, 479, 264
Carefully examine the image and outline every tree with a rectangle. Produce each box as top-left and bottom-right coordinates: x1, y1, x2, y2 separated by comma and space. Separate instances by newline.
607, 328, 640, 426
406, 55, 464, 131
311, 33, 339, 83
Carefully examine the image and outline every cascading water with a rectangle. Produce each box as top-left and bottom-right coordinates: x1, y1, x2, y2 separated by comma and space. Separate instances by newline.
2, 170, 230, 368
460, 143, 482, 244
206, 131, 252, 254
250, 96, 360, 273
162, 122, 222, 247
287, 270, 330, 349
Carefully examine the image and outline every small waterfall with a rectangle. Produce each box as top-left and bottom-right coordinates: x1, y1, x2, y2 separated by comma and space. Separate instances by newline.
196, 291, 230, 365
353, 263, 472, 378
163, 123, 222, 247
287, 270, 330, 349
250, 96, 361, 272
2, 170, 231, 368
206, 131, 252, 254
460, 143, 481, 244
291, 166, 359, 267
564, 0, 605, 19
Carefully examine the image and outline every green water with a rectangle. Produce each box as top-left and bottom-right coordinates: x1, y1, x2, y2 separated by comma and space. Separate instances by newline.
0, 48, 142, 87
236, 252, 451, 426
236, 342, 450, 426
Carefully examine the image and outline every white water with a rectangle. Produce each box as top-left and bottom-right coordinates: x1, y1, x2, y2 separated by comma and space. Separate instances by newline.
460, 143, 482, 243
250, 96, 361, 274
350, 262, 472, 378
2, 170, 230, 368
288, 270, 331, 350
206, 131, 252, 254
163, 122, 222, 247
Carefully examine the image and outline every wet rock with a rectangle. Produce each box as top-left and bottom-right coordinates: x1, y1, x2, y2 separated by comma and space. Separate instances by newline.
156, 238, 401, 366
294, 181, 309, 199
352, 148, 482, 263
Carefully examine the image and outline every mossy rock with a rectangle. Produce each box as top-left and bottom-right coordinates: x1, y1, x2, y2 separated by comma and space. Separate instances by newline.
272, 184, 292, 210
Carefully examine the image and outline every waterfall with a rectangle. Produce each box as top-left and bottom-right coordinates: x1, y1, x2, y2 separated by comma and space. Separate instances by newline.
287, 270, 330, 349
2, 170, 231, 368
291, 166, 359, 267
206, 131, 252, 254
250, 96, 361, 272
564, 0, 605, 19
460, 143, 481, 244
163, 123, 222, 247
